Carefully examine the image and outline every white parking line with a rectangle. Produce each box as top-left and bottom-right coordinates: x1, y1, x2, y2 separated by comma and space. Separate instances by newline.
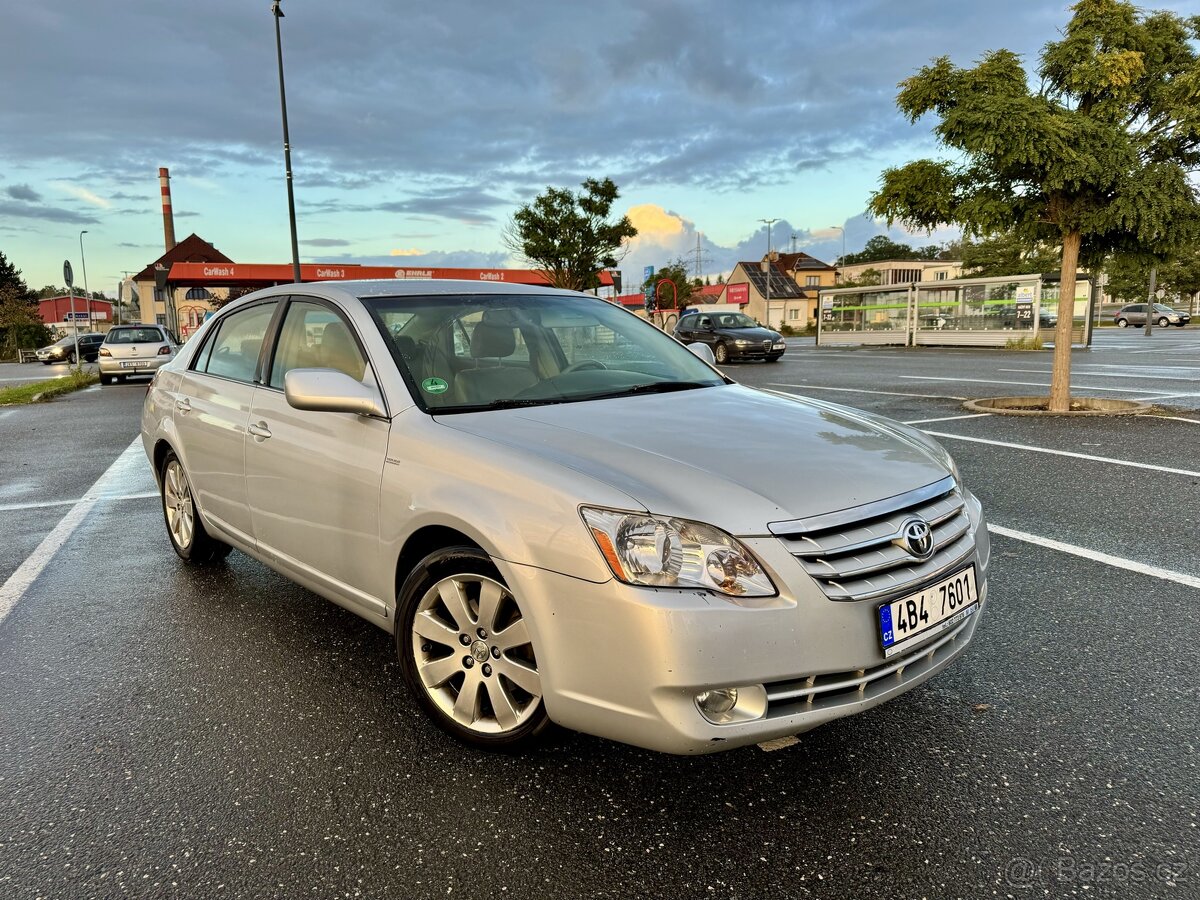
999, 368, 1200, 382
0, 437, 145, 628
990, 524, 1200, 590
902, 413, 993, 425
0, 491, 158, 513
897, 375, 1167, 395
768, 383, 969, 401
922, 430, 1200, 477
1138, 414, 1200, 425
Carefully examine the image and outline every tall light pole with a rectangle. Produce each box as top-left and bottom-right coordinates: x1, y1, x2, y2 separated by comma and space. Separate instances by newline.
79, 230, 92, 331
272, 0, 302, 284
759, 218, 778, 327
830, 225, 845, 281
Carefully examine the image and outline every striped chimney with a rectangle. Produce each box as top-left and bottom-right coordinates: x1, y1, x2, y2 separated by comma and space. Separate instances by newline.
159, 167, 176, 251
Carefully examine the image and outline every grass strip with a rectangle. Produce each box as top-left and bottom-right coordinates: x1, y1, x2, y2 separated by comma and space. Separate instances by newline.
0, 370, 100, 405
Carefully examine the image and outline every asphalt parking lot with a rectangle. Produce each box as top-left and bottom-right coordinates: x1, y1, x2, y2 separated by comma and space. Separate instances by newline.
2, 328, 1198, 899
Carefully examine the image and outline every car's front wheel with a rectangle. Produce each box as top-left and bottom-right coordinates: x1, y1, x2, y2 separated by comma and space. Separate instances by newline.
1158, 317, 1170, 327
159, 451, 232, 563
713, 342, 729, 364
398, 547, 550, 751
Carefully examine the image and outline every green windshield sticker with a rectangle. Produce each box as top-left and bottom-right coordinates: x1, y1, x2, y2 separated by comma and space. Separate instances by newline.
420, 377, 448, 395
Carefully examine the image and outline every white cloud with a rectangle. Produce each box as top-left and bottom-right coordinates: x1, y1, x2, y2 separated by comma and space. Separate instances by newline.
52, 182, 111, 209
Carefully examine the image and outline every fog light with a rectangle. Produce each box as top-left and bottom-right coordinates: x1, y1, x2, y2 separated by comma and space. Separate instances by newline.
694, 684, 768, 725
696, 687, 738, 718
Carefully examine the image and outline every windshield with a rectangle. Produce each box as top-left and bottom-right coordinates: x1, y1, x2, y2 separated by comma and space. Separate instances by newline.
364, 292, 726, 413
1153, 303, 1176, 313
107, 327, 165, 344
714, 313, 758, 328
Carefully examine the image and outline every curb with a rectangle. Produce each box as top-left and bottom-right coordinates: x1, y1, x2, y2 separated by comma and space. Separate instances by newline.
963, 396, 1151, 417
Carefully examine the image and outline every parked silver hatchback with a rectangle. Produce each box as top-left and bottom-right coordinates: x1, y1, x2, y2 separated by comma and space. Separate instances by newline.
141, 281, 991, 754
100, 324, 177, 384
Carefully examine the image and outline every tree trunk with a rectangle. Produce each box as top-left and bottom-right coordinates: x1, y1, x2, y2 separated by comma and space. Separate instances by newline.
1049, 230, 1082, 413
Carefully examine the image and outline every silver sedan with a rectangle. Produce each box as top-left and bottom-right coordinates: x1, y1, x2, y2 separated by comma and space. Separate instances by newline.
141, 281, 990, 754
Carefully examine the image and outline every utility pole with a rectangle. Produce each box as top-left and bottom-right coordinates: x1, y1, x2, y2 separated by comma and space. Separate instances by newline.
272, 0, 303, 284
691, 232, 711, 282
759, 218, 779, 327
1145, 266, 1157, 337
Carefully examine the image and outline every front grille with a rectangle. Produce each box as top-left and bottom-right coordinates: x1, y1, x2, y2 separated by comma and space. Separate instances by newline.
770, 476, 974, 602
762, 339, 771, 350
763, 614, 973, 718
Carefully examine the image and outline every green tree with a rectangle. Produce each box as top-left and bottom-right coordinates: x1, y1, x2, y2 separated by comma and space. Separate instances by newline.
870, 0, 1200, 410
641, 258, 696, 310
0, 254, 51, 356
0, 250, 33, 301
1106, 246, 1200, 309
841, 235, 917, 265
504, 178, 637, 291
961, 231, 1062, 277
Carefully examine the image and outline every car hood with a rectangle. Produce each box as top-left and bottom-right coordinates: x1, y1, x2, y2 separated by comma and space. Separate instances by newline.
720, 326, 779, 340
435, 384, 951, 535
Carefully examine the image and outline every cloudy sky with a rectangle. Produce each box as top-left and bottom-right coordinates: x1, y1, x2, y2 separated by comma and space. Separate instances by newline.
0, 0, 1192, 294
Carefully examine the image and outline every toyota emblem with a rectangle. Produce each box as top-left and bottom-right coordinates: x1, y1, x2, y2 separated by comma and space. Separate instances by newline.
896, 517, 935, 561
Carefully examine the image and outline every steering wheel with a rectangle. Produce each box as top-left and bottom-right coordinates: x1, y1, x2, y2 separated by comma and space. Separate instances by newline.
560, 359, 607, 374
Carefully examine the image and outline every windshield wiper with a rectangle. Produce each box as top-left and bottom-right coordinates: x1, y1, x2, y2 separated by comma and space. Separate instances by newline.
581, 381, 716, 401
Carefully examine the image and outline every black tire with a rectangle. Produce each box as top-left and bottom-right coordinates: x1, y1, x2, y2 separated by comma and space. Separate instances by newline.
159, 451, 232, 563
1158, 317, 1169, 327
116, 375, 126, 384
713, 342, 729, 364
66, 351, 76, 364
397, 546, 552, 752
765, 354, 782, 363
1116, 318, 1128, 328
41, 360, 52, 365
100, 374, 113, 386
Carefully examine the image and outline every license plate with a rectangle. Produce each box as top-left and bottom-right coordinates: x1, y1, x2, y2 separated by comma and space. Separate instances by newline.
773, 342, 785, 350
120, 361, 145, 369
878, 566, 978, 658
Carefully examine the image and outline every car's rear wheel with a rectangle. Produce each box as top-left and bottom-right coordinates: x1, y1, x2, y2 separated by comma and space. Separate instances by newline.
1116, 318, 1128, 327
160, 452, 232, 563
99, 374, 113, 385
714, 342, 729, 364
398, 547, 550, 751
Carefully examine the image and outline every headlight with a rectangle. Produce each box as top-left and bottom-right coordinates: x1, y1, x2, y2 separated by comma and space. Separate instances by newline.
734, 339, 750, 346
580, 507, 776, 599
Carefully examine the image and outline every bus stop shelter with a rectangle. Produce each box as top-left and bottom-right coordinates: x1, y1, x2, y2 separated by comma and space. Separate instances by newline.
816, 274, 1093, 347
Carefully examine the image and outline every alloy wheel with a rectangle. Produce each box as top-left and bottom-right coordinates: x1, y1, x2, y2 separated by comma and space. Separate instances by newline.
163, 459, 195, 550
410, 574, 542, 735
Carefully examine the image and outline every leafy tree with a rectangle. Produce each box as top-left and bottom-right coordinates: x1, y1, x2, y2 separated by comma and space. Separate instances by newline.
1106, 246, 1200, 309
504, 178, 637, 291
961, 231, 1062, 277
870, 0, 1200, 410
841, 235, 916, 265
641, 258, 696, 310
0, 250, 33, 302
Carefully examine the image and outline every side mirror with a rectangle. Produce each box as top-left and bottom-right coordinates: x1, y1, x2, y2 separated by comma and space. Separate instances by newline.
284, 368, 387, 417
687, 343, 717, 365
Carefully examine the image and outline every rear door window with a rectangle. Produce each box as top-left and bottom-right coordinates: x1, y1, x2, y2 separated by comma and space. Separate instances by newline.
198, 302, 278, 384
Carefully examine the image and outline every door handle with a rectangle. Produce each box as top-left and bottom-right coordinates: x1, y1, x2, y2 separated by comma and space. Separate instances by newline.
248, 422, 272, 441
175, 397, 192, 414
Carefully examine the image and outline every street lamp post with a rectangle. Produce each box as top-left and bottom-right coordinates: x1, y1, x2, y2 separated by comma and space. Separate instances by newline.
79, 230, 92, 331
759, 218, 778, 328
272, 0, 302, 284
830, 226, 845, 281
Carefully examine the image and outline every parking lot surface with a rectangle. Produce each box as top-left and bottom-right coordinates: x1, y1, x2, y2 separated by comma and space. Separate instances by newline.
2, 330, 1198, 898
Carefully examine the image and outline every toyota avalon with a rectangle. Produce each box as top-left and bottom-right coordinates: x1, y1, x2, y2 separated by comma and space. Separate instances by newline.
141, 281, 990, 754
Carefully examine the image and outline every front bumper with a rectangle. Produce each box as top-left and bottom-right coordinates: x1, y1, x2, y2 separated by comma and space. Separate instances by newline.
729, 342, 786, 360
498, 503, 990, 755
99, 355, 171, 375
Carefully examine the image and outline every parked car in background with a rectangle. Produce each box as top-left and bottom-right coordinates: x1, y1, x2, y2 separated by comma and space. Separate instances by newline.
1114, 303, 1191, 327
99, 324, 177, 384
35, 333, 105, 364
142, 281, 990, 755
673, 311, 786, 363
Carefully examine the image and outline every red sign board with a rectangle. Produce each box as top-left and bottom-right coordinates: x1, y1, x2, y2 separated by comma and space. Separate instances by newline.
726, 283, 749, 305
166, 263, 613, 288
